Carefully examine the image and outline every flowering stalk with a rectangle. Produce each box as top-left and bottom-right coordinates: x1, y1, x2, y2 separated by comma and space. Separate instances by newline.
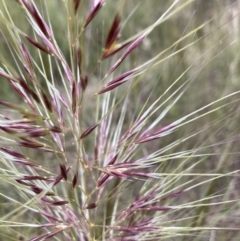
0, 1, 240, 241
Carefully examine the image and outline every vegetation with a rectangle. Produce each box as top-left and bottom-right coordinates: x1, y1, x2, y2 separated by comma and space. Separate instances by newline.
0, 0, 240, 240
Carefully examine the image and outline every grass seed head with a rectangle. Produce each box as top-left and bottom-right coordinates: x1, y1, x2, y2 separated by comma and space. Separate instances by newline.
0, 1, 240, 241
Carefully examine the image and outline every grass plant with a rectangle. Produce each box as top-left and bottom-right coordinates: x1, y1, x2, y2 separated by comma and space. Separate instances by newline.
0, 0, 240, 240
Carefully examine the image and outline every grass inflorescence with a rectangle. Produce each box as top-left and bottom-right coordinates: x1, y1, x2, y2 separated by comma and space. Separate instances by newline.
0, 0, 240, 240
